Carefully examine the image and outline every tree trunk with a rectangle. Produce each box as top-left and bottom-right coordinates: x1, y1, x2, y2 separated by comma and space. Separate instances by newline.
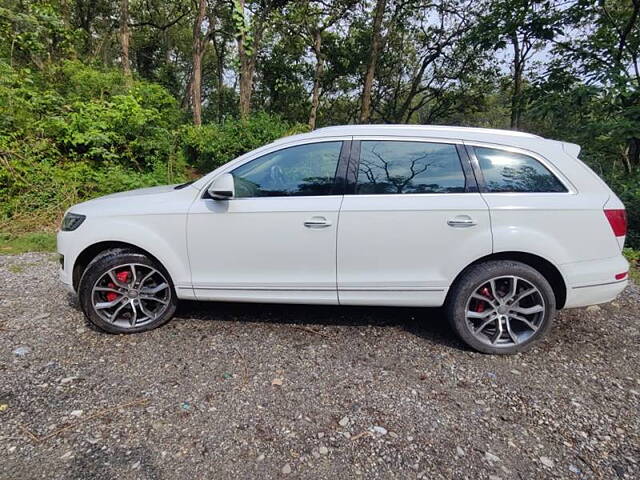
236, 0, 262, 119
119, 0, 131, 79
212, 35, 226, 123
191, 0, 207, 126
164, 29, 172, 64
238, 36, 261, 118
510, 35, 523, 130
359, 0, 386, 124
192, 50, 204, 126
238, 47, 252, 118
308, 31, 324, 130
218, 49, 225, 122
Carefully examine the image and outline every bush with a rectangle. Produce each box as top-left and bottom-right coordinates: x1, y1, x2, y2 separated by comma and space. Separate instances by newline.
607, 174, 640, 249
0, 148, 187, 234
57, 93, 177, 167
0, 61, 183, 168
0, 61, 190, 233
0, 63, 308, 236
180, 112, 308, 173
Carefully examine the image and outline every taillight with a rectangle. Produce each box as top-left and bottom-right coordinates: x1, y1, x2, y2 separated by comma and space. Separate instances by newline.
604, 209, 627, 237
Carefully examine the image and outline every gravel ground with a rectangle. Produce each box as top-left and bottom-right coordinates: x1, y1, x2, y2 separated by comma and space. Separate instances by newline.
0, 253, 639, 480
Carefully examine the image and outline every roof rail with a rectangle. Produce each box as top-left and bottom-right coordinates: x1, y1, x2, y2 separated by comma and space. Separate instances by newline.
311, 124, 541, 138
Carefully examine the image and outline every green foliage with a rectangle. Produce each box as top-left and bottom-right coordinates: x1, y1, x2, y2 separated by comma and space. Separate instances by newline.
609, 175, 640, 249
472, 0, 562, 49
53, 60, 130, 101
0, 60, 189, 233
180, 113, 308, 172
59, 92, 174, 166
0, 1, 79, 67
0, 61, 306, 235
232, 0, 254, 57
0, 153, 186, 234
623, 247, 640, 283
0, 61, 183, 168
623, 247, 640, 265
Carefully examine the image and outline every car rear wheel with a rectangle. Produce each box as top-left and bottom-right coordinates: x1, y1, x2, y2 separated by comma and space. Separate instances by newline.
78, 249, 177, 334
446, 260, 555, 354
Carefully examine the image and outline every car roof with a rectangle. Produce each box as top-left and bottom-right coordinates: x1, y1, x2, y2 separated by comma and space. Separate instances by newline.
269, 124, 579, 158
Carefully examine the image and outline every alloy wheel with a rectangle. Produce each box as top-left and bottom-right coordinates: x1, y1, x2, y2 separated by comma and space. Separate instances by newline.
465, 275, 545, 347
91, 263, 171, 329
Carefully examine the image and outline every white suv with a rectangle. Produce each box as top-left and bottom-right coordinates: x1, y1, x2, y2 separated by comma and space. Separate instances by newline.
57, 125, 629, 354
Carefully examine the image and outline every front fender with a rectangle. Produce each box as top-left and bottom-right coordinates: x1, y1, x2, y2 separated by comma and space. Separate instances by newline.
60, 215, 191, 293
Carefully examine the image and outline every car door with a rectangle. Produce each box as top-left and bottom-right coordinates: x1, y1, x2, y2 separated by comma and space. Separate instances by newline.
337, 137, 493, 307
187, 139, 349, 304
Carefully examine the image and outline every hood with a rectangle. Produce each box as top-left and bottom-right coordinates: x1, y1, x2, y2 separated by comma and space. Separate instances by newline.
93, 184, 180, 200
67, 183, 198, 217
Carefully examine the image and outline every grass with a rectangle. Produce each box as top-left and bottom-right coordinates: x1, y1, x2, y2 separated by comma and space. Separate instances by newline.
0, 232, 57, 255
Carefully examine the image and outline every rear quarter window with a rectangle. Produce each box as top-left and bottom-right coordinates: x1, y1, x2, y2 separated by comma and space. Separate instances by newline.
475, 146, 567, 193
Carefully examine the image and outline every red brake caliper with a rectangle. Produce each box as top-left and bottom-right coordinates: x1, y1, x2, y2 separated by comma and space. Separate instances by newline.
106, 270, 130, 302
475, 286, 492, 312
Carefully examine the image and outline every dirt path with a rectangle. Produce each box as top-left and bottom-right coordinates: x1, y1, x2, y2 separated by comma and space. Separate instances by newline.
1, 253, 638, 479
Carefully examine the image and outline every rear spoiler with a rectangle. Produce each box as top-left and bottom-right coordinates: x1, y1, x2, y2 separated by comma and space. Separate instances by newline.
562, 142, 581, 158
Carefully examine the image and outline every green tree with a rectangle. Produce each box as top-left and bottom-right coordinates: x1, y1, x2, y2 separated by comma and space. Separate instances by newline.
373, 0, 485, 124
278, 0, 357, 129
473, 0, 561, 129
553, 0, 640, 171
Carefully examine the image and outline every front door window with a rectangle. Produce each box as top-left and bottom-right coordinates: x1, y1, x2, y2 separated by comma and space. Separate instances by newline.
231, 142, 343, 197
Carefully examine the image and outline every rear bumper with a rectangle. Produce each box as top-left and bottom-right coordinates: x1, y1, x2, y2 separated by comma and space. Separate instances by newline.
562, 254, 629, 308
564, 279, 627, 309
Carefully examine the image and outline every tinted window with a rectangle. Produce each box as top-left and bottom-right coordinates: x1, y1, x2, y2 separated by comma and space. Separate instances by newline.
475, 147, 567, 193
355, 141, 466, 194
231, 142, 342, 198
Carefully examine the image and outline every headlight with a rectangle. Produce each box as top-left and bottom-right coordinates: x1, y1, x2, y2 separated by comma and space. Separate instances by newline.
61, 213, 86, 231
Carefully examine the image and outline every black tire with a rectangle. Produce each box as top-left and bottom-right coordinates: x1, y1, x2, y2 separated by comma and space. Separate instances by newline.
78, 248, 177, 334
445, 260, 555, 354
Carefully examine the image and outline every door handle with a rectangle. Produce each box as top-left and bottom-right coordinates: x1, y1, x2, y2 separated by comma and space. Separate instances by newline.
447, 216, 477, 227
304, 216, 331, 228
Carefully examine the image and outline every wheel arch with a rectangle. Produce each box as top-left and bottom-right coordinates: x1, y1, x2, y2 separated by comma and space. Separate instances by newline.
73, 241, 167, 291
448, 251, 567, 309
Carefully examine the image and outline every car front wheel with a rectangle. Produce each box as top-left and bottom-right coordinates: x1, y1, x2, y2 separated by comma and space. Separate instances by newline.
446, 260, 556, 354
78, 249, 177, 334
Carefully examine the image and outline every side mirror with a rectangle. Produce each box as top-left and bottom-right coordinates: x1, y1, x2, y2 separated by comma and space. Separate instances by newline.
208, 173, 235, 200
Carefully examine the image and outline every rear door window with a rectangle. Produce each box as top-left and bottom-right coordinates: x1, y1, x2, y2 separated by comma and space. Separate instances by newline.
355, 140, 467, 194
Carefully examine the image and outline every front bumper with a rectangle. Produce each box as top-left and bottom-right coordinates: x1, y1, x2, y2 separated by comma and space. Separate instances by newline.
57, 231, 76, 293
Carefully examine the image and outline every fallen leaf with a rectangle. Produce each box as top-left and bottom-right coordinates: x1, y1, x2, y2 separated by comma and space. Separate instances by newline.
271, 378, 283, 386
